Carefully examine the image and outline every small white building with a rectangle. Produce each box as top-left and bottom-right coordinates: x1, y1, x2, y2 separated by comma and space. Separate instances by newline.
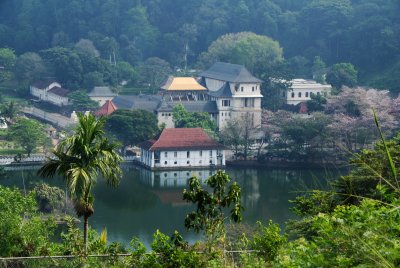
88, 86, 118, 106
138, 128, 225, 170
283, 79, 331, 105
30, 81, 70, 107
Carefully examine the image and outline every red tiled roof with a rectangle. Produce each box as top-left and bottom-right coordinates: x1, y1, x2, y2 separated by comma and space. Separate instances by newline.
139, 128, 224, 151
94, 100, 117, 116
48, 86, 70, 97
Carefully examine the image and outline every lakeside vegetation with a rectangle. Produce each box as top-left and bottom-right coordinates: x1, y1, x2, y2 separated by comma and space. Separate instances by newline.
1, 114, 400, 267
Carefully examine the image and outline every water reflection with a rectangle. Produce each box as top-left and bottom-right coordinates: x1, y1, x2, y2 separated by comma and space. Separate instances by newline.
0, 165, 341, 247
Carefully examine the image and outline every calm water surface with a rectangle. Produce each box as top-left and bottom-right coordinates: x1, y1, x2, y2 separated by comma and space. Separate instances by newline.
0, 165, 342, 247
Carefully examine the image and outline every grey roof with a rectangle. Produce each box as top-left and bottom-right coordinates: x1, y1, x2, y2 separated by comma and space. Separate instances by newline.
156, 99, 174, 112
112, 95, 162, 112
208, 82, 233, 98
88, 86, 118, 97
199, 62, 262, 83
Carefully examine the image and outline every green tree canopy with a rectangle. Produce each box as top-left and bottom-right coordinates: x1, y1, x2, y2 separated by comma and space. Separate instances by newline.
172, 104, 217, 135
326, 62, 358, 89
105, 109, 159, 148
198, 32, 283, 76
14, 52, 46, 84
0, 47, 16, 81
0, 186, 56, 257
68, 90, 99, 111
10, 118, 48, 156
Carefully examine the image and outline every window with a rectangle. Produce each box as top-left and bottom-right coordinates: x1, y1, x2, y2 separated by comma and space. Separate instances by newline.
209, 160, 213, 164
164, 161, 167, 165
241, 86, 244, 92
209, 150, 213, 157
174, 151, 177, 157
164, 152, 168, 157
187, 151, 190, 158
244, 98, 254, 107
222, 100, 230, 107
199, 150, 203, 157
187, 160, 190, 164
174, 173, 177, 177
174, 161, 177, 165
252, 86, 255, 92
291, 92, 295, 98
298, 92, 302, 98
305, 92, 309, 98
234, 84, 239, 92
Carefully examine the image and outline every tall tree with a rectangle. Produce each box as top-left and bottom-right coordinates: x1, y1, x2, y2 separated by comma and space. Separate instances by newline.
14, 52, 46, 84
105, 109, 159, 149
198, 32, 283, 76
38, 113, 122, 251
326, 62, 358, 89
0, 47, 16, 82
10, 118, 48, 156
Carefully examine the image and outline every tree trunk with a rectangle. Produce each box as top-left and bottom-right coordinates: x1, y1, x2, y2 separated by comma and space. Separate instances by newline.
84, 214, 89, 253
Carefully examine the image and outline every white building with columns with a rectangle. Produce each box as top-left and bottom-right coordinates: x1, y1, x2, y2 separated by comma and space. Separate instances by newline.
138, 128, 225, 170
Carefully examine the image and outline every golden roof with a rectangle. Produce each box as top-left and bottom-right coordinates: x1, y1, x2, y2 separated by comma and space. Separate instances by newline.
161, 76, 207, 91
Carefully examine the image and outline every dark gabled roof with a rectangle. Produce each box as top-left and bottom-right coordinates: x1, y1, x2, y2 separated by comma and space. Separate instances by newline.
112, 95, 162, 112
207, 82, 233, 98
199, 62, 262, 83
88, 86, 118, 97
48, 86, 70, 97
138, 139, 157, 151
156, 99, 174, 112
139, 128, 224, 151
31, 80, 59, 89
181, 101, 218, 113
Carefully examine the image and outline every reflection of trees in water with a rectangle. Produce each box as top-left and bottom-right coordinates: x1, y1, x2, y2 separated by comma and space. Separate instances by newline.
94, 168, 158, 211
226, 167, 341, 226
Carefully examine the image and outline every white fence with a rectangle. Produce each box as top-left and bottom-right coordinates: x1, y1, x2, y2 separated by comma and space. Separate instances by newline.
0, 154, 139, 166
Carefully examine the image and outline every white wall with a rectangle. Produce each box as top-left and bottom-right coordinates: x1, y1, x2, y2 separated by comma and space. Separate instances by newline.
141, 149, 225, 168
157, 112, 174, 128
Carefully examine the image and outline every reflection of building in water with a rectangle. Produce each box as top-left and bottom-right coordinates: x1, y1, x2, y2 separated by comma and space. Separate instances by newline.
140, 168, 217, 188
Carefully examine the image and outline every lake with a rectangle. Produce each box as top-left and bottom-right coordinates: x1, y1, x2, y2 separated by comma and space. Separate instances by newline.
0, 164, 342, 247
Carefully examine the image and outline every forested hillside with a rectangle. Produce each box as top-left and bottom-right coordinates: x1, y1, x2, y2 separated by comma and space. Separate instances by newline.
0, 0, 399, 92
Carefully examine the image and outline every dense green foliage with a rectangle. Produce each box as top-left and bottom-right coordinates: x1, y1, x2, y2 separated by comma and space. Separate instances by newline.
105, 109, 159, 148
0, 186, 58, 257
9, 118, 49, 156
172, 104, 217, 135
0, 0, 399, 91
68, 90, 99, 111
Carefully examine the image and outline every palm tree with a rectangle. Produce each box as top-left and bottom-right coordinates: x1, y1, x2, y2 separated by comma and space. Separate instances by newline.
38, 113, 122, 251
